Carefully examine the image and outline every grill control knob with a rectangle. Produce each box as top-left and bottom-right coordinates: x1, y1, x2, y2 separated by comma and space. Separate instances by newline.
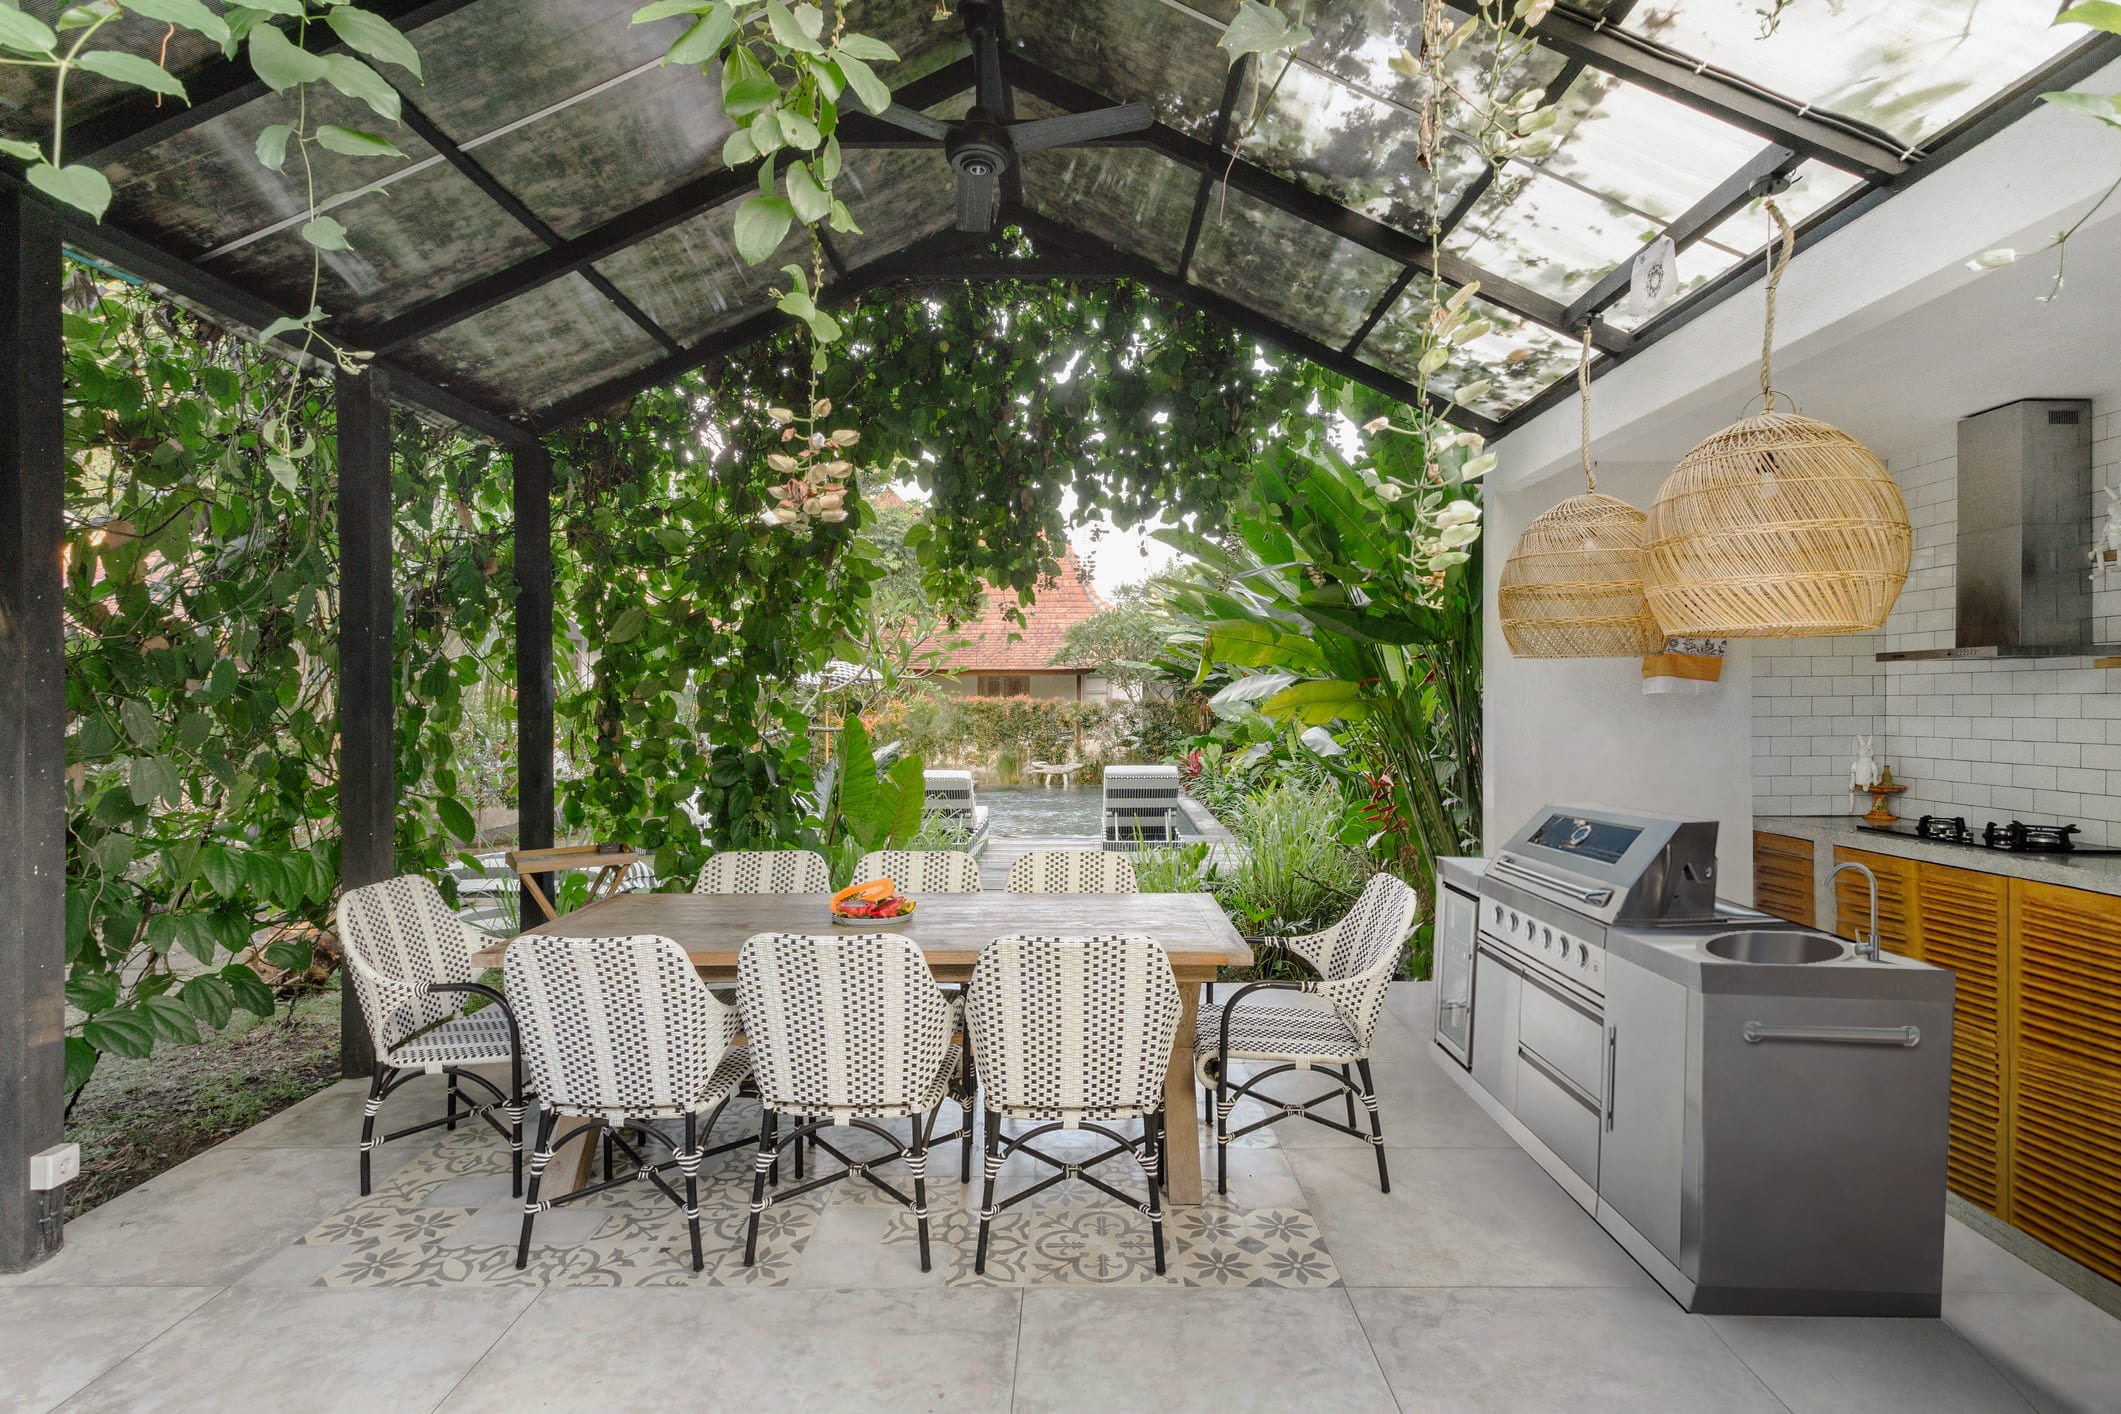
1577, 943, 1589, 965
1491, 903, 1502, 924
1541, 926, 1553, 947
1508, 911, 1520, 931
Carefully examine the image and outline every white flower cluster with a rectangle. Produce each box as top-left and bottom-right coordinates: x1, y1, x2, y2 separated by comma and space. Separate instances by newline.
762, 399, 861, 529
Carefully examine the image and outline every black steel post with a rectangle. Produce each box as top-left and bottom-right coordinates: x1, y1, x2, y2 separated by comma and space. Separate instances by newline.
0, 186, 67, 1271
513, 442, 555, 910
336, 367, 395, 1077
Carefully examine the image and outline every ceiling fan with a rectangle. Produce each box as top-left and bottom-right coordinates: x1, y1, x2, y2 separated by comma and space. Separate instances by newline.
866, 0, 1152, 231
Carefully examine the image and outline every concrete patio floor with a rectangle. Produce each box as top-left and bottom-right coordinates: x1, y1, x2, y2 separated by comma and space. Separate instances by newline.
3, 983, 2117, 1413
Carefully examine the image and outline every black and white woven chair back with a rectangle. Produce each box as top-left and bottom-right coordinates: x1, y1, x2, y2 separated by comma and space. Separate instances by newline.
967, 934, 1178, 1120
693, 849, 830, 894
1003, 850, 1139, 895
738, 932, 952, 1118
853, 849, 981, 893
1296, 873, 1419, 1048
336, 875, 475, 1046
504, 933, 737, 1119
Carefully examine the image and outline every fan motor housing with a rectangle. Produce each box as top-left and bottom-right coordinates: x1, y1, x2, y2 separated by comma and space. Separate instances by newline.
947, 113, 1012, 178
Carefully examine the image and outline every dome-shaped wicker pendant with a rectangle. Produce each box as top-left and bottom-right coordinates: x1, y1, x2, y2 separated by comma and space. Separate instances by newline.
1499, 329, 1665, 658
1644, 203, 1910, 638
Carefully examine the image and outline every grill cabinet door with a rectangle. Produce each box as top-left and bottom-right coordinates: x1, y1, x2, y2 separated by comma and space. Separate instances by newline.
1598, 953, 1688, 1262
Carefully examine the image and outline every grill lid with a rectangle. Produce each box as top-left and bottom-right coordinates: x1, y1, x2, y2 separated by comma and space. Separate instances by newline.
1489, 804, 1720, 926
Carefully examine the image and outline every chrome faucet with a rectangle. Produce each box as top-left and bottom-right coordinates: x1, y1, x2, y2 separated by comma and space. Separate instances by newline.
1826, 860, 1880, 961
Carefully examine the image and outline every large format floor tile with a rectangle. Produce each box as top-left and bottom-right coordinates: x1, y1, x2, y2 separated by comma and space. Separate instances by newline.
1013, 1287, 1396, 1414
0, 1285, 217, 1414
1227, 1054, 1510, 1151
1943, 1219, 2085, 1298
1945, 1290, 2121, 1414
1289, 1145, 1651, 1288
436, 1287, 1021, 1412
58, 1287, 535, 1413
1350, 1287, 1783, 1413
1707, 1313, 2035, 1413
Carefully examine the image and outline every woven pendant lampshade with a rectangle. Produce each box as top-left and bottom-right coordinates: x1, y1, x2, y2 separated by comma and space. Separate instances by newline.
1498, 330, 1665, 658
1644, 203, 1910, 637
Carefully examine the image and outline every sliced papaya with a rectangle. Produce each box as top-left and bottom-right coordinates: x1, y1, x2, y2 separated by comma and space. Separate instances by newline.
830, 877, 895, 910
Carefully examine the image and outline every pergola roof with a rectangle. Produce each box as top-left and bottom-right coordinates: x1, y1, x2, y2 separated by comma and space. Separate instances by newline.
5, 0, 2114, 442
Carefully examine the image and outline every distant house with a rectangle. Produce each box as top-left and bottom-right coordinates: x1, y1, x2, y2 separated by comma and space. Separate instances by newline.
922, 546, 1116, 702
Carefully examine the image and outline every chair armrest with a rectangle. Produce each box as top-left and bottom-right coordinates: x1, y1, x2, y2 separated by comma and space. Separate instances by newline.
426, 981, 524, 1061
1213, 979, 1317, 1061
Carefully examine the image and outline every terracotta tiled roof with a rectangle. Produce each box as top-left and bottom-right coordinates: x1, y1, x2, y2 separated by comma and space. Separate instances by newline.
922, 545, 1111, 673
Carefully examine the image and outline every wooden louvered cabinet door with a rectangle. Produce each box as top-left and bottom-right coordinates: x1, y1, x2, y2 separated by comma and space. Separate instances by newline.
1918, 865, 2009, 1035
2006, 879, 2121, 1282
1945, 1027, 2008, 1216
1830, 847, 1918, 959
1752, 832, 1814, 926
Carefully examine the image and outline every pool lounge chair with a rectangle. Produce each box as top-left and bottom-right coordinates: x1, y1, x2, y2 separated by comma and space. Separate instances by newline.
922, 769, 991, 857
1102, 764, 1182, 845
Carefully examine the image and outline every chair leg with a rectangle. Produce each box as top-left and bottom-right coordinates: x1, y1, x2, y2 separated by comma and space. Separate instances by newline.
975, 1110, 1002, 1276
507, 1063, 525, 1200
602, 1130, 614, 1182
683, 1112, 704, 1275
358, 1066, 389, 1197
446, 1069, 460, 1131
1145, 1111, 1167, 1276
1341, 1064, 1359, 1131
910, 1108, 933, 1274
745, 1109, 777, 1268
1357, 1058, 1388, 1194
1215, 1064, 1230, 1197
516, 1109, 559, 1270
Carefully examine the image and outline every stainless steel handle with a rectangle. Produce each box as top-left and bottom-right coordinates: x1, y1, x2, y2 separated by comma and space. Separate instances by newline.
1742, 1022, 1921, 1047
1516, 958, 1602, 1023
1604, 1027, 1618, 1133
1439, 1000, 1467, 1012
1476, 942, 1527, 977
1490, 855, 1614, 906
1518, 1042, 1600, 1113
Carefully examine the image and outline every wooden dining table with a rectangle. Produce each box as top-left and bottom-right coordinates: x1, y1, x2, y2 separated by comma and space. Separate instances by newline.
475, 889, 1254, 1205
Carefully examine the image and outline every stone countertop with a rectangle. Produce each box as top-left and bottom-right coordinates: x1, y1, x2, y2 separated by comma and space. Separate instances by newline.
1755, 814, 2121, 900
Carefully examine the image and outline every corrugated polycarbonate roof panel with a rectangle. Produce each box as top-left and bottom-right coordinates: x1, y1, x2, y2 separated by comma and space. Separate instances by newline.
1187, 184, 1401, 347
1022, 146, 1200, 272
399, 271, 664, 412
593, 203, 808, 344
1012, 0, 1231, 136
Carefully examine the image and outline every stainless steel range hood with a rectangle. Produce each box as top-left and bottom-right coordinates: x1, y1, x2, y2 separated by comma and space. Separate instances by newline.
1876, 398, 2115, 662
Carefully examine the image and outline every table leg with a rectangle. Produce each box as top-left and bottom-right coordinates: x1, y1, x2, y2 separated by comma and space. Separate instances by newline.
543, 1115, 601, 1199
1164, 980, 1204, 1205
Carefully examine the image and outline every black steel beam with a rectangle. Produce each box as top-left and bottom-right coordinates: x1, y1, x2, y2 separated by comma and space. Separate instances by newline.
0, 184, 67, 1272
1528, 7, 1909, 180
335, 366, 395, 1080
1001, 57, 1629, 355
393, 98, 682, 356
1176, 57, 1251, 282
512, 441, 555, 916
1561, 142, 1801, 329
356, 58, 975, 355
70, 0, 484, 169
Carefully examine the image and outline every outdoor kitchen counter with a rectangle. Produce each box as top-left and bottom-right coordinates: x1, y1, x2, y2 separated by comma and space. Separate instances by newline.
1602, 923, 1953, 1001
1756, 813, 2121, 899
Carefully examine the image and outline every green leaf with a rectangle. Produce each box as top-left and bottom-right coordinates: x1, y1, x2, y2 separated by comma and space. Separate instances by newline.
1219, 0, 1293, 60
764, 0, 822, 53
882, 753, 926, 844
437, 795, 477, 843
324, 6, 422, 78
1297, 603, 1444, 645
27, 163, 112, 220
198, 842, 242, 897
221, 963, 276, 1018
256, 305, 324, 343
315, 124, 406, 159
65, 1036, 99, 1094
83, 1007, 156, 1060
248, 23, 329, 92
121, 0, 231, 46
119, 697, 159, 748
721, 67, 780, 118
300, 215, 351, 251
784, 159, 830, 222
1201, 620, 1327, 675
833, 33, 898, 62
183, 975, 235, 1029
0, 136, 41, 163
253, 121, 295, 171
834, 52, 890, 114
2057, 1, 2121, 34
263, 937, 314, 973
633, 0, 710, 21
128, 753, 181, 808
141, 993, 202, 1044
606, 604, 649, 643
732, 195, 794, 264
666, 5, 734, 64
779, 105, 821, 150
66, 969, 119, 1016
320, 53, 401, 122
0, 7, 58, 56
1261, 678, 1372, 726
75, 49, 187, 98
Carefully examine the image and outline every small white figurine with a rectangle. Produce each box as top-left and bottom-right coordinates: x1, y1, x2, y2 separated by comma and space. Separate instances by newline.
1849, 735, 1883, 795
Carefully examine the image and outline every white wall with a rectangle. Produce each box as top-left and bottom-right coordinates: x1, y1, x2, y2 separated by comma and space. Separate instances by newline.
1483, 459, 1758, 899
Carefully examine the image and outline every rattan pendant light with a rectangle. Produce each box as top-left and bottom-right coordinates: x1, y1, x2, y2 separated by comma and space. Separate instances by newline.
1644, 202, 1910, 637
1498, 328, 1665, 658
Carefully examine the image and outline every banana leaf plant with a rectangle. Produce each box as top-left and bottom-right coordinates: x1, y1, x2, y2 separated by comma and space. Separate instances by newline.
811, 715, 926, 859
1157, 410, 1484, 902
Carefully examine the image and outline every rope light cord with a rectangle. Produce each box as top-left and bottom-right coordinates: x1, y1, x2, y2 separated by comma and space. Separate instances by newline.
1577, 323, 1595, 493
1758, 198, 1794, 413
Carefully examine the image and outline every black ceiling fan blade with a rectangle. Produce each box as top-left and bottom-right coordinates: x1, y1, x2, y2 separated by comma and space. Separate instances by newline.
1008, 102, 1154, 152
873, 104, 951, 141
956, 165, 1000, 231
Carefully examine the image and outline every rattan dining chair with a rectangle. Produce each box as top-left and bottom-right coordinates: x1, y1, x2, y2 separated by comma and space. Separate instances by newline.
854, 848, 982, 893
1195, 872, 1419, 1195
503, 933, 753, 1272
965, 934, 1180, 1274
737, 931, 969, 1272
692, 849, 831, 894
1002, 849, 1139, 894
336, 875, 529, 1197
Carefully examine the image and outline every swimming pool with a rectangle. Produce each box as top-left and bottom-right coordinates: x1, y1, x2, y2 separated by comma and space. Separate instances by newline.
980, 786, 1104, 836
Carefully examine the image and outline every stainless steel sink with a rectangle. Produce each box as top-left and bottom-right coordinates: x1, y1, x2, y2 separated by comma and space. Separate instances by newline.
1704, 930, 1849, 965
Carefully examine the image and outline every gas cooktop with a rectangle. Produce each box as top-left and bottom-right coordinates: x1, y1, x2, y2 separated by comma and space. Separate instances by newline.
1858, 815, 2121, 857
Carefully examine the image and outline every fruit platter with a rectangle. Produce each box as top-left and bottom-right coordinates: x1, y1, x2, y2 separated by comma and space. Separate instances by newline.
829, 878, 918, 926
